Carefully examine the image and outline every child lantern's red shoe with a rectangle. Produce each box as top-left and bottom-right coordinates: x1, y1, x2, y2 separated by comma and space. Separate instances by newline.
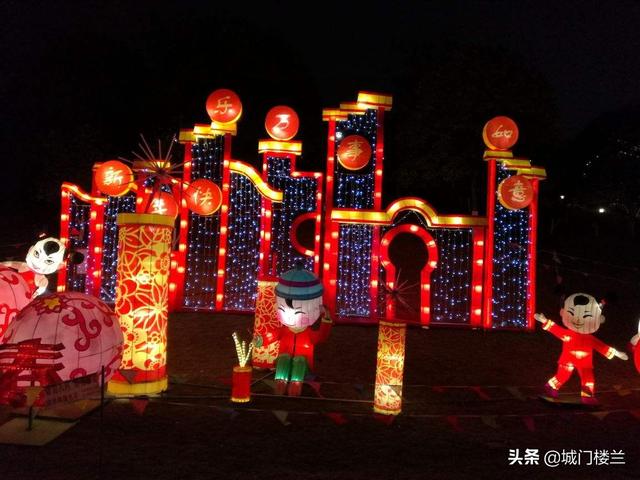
544, 383, 559, 399
287, 381, 303, 397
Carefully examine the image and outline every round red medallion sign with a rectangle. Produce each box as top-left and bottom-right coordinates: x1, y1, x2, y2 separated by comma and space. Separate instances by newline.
265, 106, 299, 141
185, 179, 223, 216
337, 135, 372, 171
482, 116, 519, 151
497, 175, 534, 210
206, 89, 243, 124
95, 160, 134, 197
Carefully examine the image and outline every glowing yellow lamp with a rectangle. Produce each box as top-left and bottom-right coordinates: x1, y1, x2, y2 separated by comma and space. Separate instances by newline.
108, 213, 174, 396
373, 320, 407, 415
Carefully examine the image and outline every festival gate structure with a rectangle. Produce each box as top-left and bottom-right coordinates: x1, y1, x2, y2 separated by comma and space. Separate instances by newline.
59, 90, 546, 330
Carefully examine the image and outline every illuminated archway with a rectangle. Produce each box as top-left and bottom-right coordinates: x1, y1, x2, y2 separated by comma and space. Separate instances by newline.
380, 224, 438, 326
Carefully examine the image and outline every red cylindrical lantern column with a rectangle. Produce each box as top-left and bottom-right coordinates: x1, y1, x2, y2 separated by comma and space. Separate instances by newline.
108, 213, 174, 396
373, 320, 407, 415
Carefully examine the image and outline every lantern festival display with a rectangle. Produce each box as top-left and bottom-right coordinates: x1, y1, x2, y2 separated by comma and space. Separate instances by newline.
108, 213, 173, 395
251, 279, 281, 368
253, 265, 332, 396
230, 332, 253, 403
0, 266, 33, 340
535, 293, 629, 405
373, 320, 407, 415
0, 292, 123, 405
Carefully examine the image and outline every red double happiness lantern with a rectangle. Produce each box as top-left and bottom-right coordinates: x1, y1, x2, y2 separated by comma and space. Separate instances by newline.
265, 106, 299, 141
337, 135, 372, 171
184, 179, 223, 216
497, 175, 534, 210
482, 116, 519, 151
206, 89, 243, 125
95, 160, 134, 197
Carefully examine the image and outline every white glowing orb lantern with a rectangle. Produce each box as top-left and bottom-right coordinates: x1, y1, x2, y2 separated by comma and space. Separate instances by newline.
0, 266, 32, 340
1, 292, 124, 382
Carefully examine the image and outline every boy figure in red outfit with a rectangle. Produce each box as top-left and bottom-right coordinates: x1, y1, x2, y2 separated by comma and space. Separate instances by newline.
535, 293, 628, 405
254, 264, 332, 396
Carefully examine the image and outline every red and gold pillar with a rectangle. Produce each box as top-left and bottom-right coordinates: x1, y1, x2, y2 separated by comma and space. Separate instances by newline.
251, 278, 280, 369
108, 213, 174, 395
373, 319, 406, 415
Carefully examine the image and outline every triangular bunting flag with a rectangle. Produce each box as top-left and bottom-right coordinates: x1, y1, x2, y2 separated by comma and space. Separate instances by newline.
506, 386, 526, 401
373, 413, 395, 425
306, 380, 322, 397
613, 384, 632, 396
261, 379, 276, 390
168, 374, 188, 385
481, 415, 499, 429
471, 386, 491, 400
390, 384, 403, 396
523, 416, 536, 432
590, 411, 610, 421
130, 398, 149, 416
273, 410, 291, 426
118, 369, 138, 384
215, 406, 239, 420
25, 387, 43, 407
324, 412, 348, 425
215, 376, 232, 386
446, 415, 462, 432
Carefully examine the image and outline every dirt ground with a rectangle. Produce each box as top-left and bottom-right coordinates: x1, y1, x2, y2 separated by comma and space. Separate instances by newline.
2, 215, 640, 479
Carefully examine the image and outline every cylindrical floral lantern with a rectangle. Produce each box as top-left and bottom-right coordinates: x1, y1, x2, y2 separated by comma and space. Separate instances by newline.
108, 213, 174, 396
373, 319, 407, 415
251, 278, 280, 368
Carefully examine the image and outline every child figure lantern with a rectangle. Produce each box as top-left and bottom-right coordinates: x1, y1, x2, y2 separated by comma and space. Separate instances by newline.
535, 293, 628, 405
254, 265, 332, 396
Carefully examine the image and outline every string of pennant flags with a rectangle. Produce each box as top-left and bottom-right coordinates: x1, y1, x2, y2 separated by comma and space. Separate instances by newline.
107, 375, 640, 431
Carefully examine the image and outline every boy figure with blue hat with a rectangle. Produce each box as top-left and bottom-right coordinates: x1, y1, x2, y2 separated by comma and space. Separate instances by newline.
254, 264, 332, 396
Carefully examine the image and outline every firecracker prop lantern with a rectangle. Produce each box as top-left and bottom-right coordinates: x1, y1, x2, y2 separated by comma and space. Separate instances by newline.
0, 266, 32, 340
373, 319, 406, 415
108, 213, 173, 396
230, 332, 253, 403
251, 278, 281, 368
535, 293, 628, 405
254, 265, 331, 396
0, 292, 123, 406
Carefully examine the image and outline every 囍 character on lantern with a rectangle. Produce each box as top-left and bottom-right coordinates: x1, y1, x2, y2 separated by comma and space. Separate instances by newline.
535, 293, 628, 405
253, 264, 332, 397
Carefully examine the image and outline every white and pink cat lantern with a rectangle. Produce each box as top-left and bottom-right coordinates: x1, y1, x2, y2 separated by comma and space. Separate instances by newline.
0, 266, 32, 340
1, 236, 69, 299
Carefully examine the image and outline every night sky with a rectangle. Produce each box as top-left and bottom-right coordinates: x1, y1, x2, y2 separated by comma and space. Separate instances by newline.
2, 0, 640, 241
